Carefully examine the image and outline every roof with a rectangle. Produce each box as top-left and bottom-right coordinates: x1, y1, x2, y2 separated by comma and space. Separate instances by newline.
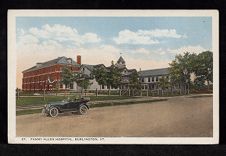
82, 64, 94, 71
23, 56, 79, 73
117, 56, 125, 64
82, 64, 105, 72
138, 68, 169, 77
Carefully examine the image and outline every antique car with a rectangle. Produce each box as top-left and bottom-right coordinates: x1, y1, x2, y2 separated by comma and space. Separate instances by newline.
42, 98, 90, 117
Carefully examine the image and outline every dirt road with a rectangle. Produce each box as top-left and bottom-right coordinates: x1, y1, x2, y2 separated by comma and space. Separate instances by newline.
16, 96, 213, 137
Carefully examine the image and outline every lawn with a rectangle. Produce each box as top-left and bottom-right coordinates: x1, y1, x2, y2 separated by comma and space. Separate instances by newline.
16, 98, 168, 116
16, 95, 139, 106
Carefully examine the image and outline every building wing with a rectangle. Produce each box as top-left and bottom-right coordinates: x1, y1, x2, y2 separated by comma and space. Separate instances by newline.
138, 68, 169, 77
22, 56, 79, 73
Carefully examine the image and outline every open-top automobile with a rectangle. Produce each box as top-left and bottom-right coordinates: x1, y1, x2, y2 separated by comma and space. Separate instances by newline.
42, 98, 90, 117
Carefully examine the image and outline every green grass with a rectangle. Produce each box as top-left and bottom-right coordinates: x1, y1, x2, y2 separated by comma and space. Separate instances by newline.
16, 96, 66, 106
89, 99, 168, 108
188, 95, 213, 98
16, 99, 168, 116
16, 96, 139, 106
16, 109, 42, 116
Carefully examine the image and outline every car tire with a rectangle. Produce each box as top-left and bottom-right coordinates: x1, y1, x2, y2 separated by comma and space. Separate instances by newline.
78, 105, 88, 115
49, 107, 59, 117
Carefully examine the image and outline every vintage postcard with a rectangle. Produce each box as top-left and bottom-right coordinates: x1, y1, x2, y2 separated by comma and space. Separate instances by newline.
8, 10, 219, 144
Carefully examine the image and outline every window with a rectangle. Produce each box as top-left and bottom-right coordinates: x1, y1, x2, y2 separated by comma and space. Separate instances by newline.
102, 85, 105, 89
152, 77, 155, 82
148, 77, 151, 82
156, 76, 159, 82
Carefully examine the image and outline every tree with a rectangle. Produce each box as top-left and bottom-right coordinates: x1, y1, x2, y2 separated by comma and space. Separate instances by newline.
169, 52, 197, 93
92, 66, 107, 89
157, 76, 170, 90
61, 66, 74, 96
74, 73, 93, 96
194, 51, 213, 90
129, 71, 141, 89
106, 64, 122, 89
193, 76, 206, 90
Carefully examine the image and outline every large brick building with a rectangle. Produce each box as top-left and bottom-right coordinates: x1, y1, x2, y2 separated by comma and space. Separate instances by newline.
22, 55, 81, 91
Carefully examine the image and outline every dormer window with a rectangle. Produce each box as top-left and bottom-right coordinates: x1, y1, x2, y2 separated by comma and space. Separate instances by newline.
67, 58, 72, 64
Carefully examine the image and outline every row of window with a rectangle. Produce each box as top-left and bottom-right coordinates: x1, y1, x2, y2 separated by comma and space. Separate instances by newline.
141, 75, 169, 83
22, 83, 73, 90
23, 74, 61, 83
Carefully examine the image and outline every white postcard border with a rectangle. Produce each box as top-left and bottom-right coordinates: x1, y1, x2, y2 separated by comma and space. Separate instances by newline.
8, 10, 219, 144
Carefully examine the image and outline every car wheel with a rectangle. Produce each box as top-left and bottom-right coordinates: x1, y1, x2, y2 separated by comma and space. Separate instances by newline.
78, 105, 88, 115
49, 107, 59, 117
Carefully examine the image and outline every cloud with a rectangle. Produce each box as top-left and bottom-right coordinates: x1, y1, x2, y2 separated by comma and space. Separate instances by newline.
126, 57, 169, 71
76, 45, 121, 66
81, 33, 101, 43
17, 34, 39, 44
137, 29, 187, 38
113, 29, 186, 45
113, 29, 159, 45
130, 48, 167, 56
167, 45, 208, 55
19, 24, 101, 46
132, 48, 150, 55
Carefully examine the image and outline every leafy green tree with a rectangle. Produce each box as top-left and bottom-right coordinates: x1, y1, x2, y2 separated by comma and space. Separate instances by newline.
74, 73, 93, 96
106, 64, 122, 89
53, 81, 60, 96
157, 76, 170, 90
61, 66, 74, 96
193, 76, 206, 90
169, 52, 197, 93
194, 51, 213, 90
92, 66, 107, 89
129, 71, 141, 89
61, 67, 74, 88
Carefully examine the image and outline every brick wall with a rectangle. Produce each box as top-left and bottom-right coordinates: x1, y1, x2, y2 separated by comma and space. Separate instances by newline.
22, 64, 80, 91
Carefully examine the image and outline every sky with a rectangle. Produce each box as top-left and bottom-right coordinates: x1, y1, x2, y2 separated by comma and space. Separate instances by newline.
16, 17, 212, 88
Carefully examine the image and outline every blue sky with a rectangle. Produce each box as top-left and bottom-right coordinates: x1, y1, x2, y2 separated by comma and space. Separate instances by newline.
17, 17, 212, 47
16, 17, 212, 61
16, 16, 212, 87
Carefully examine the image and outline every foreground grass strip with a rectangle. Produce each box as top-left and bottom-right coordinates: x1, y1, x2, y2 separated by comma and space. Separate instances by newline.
16, 99, 168, 116
16, 109, 42, 116
90, 99, 168, 108
188, 95, 213, 98
16, 96, 139, 106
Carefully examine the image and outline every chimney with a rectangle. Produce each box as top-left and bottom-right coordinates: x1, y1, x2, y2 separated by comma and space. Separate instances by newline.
77, 55, 81, 65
